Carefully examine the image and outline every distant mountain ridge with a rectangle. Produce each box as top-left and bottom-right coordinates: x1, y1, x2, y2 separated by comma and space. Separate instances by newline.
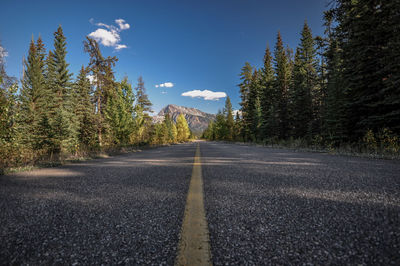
153, 104, 216, 135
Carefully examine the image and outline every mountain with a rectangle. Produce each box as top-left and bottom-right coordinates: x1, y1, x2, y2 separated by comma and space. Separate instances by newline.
153, 104, 216, 135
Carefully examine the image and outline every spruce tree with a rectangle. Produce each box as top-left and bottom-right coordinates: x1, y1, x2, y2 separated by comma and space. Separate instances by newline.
74, 66, 97, 148
19, 37, 47, 148
135, 76, 152, 113
247, 69, 262, 141
224, 96, 234, 141
238, 62, 253, 141
290, 22, 318, 140
273, 32, 291, 139
321, 10, 347, 144
332, 0, 400, 138
260, 45, 276, 139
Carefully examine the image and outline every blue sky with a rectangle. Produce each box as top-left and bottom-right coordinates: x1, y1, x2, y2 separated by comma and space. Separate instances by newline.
1, 0, 329, 114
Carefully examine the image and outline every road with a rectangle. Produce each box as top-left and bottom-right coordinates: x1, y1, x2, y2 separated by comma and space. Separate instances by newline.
1, 141, 399, 265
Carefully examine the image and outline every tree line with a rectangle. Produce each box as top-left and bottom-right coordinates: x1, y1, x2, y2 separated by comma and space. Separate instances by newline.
0, 26, 191, 169
203, 0, 400, 155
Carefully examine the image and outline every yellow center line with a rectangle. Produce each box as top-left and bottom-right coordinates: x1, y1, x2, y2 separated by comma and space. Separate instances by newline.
176, 143, 212, 266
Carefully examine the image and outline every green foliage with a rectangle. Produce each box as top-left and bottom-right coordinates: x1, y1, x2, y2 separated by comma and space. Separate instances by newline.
176, 114, 190, 142
84, 36, 118, 146
1, 28, 185, 172
135, 76, 152, 113
224, 96, 234, 141
106, 78, 135, 145
74, 66, 97, 148
204, 3, 399, 158
273, 32, 291, 139
259, 45, 276, 139
290, 22, 318, 140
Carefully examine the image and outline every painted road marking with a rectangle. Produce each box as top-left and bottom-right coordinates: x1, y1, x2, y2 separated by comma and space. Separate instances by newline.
176, 143, 212, 266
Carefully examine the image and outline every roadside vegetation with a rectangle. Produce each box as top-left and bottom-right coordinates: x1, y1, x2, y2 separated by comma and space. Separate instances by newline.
0, 28, 192, 173
203, 0, 400, 159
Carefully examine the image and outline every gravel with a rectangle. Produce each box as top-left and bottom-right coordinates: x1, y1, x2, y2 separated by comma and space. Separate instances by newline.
201, 141, 400, 265
0, 143, 195, 265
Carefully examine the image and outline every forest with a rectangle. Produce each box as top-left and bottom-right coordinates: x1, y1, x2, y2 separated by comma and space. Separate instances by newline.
203, 0, 400, 157
0, 27, 191, 171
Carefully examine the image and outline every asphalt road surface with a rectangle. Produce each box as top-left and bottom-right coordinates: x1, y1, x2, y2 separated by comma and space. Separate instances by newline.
1, 141, 399, 265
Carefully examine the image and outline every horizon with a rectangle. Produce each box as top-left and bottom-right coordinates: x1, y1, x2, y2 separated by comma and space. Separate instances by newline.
1, 0, 329, 114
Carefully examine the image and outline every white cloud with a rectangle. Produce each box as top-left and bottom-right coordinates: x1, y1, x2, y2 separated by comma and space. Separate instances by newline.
161, 91, 167, 94
115, 19, 130, 30
96, 22, 114, 30
115, 44, 128, 50
155, 82, 174, 88
181, 90, 227, 101
88, 18, 130, 51
86, 74, 96, 84
0, 45, 8, 59
233, 110, 242, 117
88, 28, 120, 47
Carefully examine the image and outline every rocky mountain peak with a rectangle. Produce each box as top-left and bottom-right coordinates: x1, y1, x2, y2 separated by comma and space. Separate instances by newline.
153, 104, 216, 135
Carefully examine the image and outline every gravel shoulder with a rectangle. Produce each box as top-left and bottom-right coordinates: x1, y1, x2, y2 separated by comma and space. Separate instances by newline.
0, 143, 195, 265
201, 141, 400, 265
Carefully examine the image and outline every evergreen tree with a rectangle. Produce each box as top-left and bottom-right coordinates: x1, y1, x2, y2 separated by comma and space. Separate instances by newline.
19, 36, 47, 148
224, 96, 234, 141
273, 32, 291, 139
84, 37, 118, 146
259, 45, 276, 139
321, 10, 347, 144
74, 66, 97, 148
238, 62, 253, 141
214, 110, 227, 140
233, 111, 241, 141
52, 25, 73, 106
290, 22, 318, 139
134, 76, 153, 143
247, 69, 262, 141
0, 44, 18, 144
333, 0, 400, 138
48, 26, 75, 154
135, 76, 152, 113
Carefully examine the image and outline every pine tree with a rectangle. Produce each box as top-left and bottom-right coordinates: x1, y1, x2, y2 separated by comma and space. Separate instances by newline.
52, 25, 73, 106
260, 45, 276, 139
332, 0, 400, 138
233, 111, 241, 141
19, 36, 47, 149
224, 96, 234, 141
134, 76, 153, 143
74, 66, 97, 148
273, 32, 291, 139
135, 76, 152, 113
84, 37, 118, 146
49, 26, 75, 154
213, 111, 226, 140
321, 10, 347, 144
238, 62, 253, 141
290, 22, 318, 139
247, 69, 262, 141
